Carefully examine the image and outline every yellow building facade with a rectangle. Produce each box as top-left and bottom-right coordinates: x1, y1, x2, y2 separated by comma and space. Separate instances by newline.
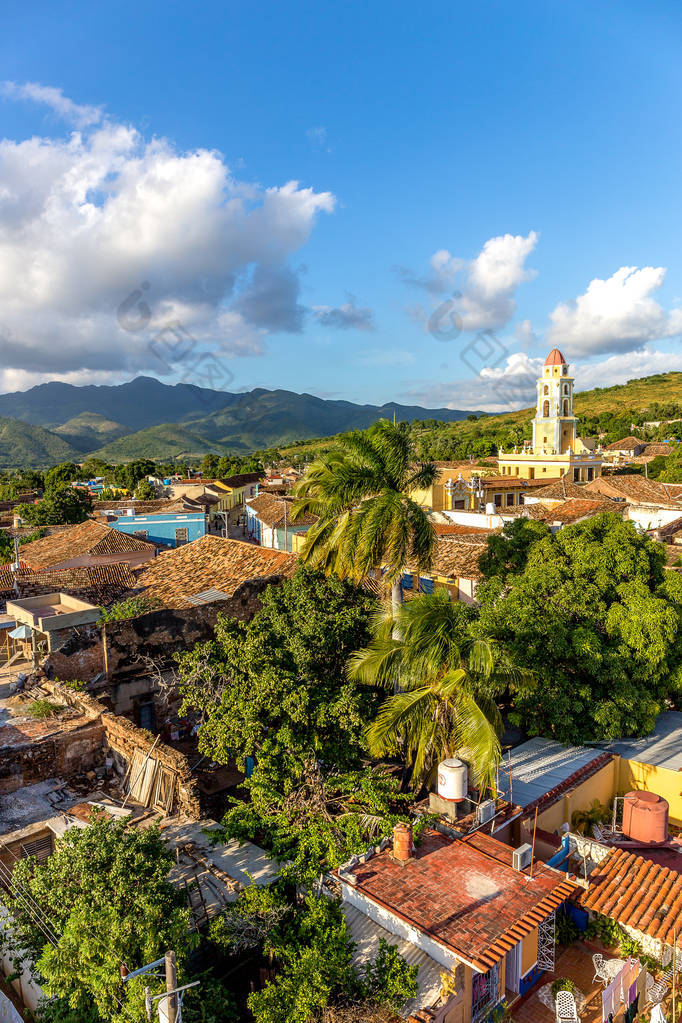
497, 349, 602, 483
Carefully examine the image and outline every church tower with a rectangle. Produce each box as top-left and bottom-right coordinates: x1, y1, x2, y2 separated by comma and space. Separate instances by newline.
531, 348, 576, 455
496, 348, 602, 484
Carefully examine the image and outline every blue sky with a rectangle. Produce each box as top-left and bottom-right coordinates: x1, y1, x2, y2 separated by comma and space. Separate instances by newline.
1, 0, 682, 410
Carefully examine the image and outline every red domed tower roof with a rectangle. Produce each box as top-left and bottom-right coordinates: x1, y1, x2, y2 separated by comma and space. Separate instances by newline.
545, 348, 567, 366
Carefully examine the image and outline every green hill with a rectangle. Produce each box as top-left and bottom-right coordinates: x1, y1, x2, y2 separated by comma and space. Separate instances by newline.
3, 369, 682, 467
53, 412, 129, 453
277, 371, 682, 462
0, 418, 82, 467
92, 423, 233, 462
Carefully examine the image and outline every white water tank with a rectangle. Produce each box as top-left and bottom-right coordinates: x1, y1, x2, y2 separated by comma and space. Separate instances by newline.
485, 502, 497, 515
437, 758, 467, 802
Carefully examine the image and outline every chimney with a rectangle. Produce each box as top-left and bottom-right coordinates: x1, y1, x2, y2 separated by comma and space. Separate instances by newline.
393, 822, 413, 862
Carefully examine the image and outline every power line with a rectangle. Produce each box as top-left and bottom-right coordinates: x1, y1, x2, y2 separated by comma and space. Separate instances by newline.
0, 859, 143, 1023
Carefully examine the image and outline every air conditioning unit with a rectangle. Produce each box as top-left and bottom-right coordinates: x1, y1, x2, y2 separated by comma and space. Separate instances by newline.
476, 799, 496, 825
512, 843, 533, 871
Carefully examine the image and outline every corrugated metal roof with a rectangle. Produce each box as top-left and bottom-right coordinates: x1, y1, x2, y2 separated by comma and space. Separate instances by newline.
597, 711, 682, 772
497, 737, 606, 809
341, 902, 443, 1019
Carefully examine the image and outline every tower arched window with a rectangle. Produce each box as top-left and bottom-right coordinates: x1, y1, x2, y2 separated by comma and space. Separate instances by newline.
543, 385, 549, 395
543, 400, 549, 417
563, 399, 569, 416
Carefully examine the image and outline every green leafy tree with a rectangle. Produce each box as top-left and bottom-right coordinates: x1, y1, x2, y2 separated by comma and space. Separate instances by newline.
14, 469, 45, 492
232, 889, 417, 1023
475, 512, 682, 742
18, 486, 92, 526
200, 453, 220, 477
0, 529, 13, 563
291, 420, 437, 610
0, 814, 192, 1023
179, 568, 376, 790
478, 518, 552, 583
44, 462, 81, 492
179, 569, 419, 880
349, 591, 519, 791
134, 478, 156, 500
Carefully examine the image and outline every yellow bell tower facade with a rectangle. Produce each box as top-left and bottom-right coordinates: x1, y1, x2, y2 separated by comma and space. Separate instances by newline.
497, 349, 602, 482
532, 348, 576, 454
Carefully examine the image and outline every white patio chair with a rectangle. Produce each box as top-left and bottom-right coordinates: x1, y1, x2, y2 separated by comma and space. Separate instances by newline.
555, 990, 579, 1023
592, 953, 609, 986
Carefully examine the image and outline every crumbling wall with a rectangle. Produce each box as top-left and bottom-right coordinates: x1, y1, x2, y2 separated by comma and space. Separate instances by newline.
102, 576, 277, 681
48, 683, 201, 818
42, 576, 277, 687
0, 712, 104, 794
46, 623, 104, 682
100, 713, 200, 818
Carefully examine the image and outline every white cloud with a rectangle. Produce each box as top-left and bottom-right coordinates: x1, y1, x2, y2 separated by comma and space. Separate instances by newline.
573, 348, 682, 390
0, 85, 336, 383
312, 298, 375, 331
1, 81, 103, 128
398, 231, 539, 332
405, 346, 682, 413
547, 266, 682, 356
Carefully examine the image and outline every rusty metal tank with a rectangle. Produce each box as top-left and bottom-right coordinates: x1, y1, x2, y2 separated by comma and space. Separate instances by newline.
622, 791, 669, 844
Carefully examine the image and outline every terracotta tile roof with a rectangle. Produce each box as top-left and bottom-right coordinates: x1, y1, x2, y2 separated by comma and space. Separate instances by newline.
605, 436, 645, 451
94, 499, 180, 514
656, 516, 682, 537
532, 476, 591, 502
338, 829, 576, 971
432, 523, 495, 536
20, 520, 157, 569
0, 563, 137, 603
585, 475, 682, 506
544, 499, 625, 525
247, 493, 317, 528
641, 444, 674, 456
408, 537, 488, 580
217, 472, 263, 488
131, 535, 298, 609
579, 847, 682, 948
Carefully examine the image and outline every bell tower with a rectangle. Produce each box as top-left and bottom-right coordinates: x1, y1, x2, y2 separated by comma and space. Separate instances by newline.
531, 348, 576, 455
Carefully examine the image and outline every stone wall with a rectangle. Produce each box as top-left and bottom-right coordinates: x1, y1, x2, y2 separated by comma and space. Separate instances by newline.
42, 576, 275, 687
49, 683, 201, 818
0, 711, 104, 794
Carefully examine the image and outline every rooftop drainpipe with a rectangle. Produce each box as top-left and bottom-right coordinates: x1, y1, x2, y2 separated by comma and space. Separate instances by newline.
546, 832, 571, 869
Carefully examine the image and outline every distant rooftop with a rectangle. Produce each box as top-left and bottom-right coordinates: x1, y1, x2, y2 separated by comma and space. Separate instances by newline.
597, 711, 682, 772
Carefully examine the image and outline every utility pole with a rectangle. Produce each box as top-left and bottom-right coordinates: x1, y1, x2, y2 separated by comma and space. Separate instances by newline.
165, 950, 178, 1023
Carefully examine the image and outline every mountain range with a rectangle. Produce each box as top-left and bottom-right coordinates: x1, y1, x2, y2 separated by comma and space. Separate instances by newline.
0, 377, 481, 466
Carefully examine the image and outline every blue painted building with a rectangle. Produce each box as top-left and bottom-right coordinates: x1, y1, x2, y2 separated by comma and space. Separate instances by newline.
110, 510, 206, 549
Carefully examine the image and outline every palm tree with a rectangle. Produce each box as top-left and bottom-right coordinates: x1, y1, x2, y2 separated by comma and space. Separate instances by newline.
348, 589, 526, 793
291, 420, 437, 611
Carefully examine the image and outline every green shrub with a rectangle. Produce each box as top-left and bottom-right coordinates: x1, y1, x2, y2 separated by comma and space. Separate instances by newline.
98, 596, 153, 623
556, 907, 581, 947
26, 699, 63, 720
551, 978, 577, 1000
